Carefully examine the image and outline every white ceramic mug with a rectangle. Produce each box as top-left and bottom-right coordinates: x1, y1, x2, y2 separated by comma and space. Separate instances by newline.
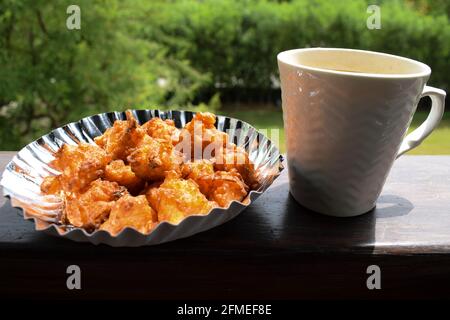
277, 48, 446, 217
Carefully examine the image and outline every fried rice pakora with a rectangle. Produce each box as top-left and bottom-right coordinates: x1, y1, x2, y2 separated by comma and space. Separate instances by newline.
142, 117, 180, 145
43, 143, 111, 193
146, 171, 217, 225
214, 145, 260, 190
104, 160, 144, 195
94, 114, 138, 161
64, 179, 126, 229
127, 132, 183, 181
100, 194, 157, 235
178, 112, 228, 160
40, 110, 260, 235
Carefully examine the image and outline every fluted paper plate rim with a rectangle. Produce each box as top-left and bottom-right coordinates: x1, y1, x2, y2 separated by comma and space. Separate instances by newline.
1, 109, 284, 246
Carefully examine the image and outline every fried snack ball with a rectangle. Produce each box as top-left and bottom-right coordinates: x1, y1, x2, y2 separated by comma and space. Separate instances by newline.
94, 113, 140, 161
127, 134, 183, 181
48, 143, 111, 193
181, 159, 218, 196
177, 112, 228, 160
196, 170, 249, 207
181, 159, 214, 185
94, 110, 153, 160
40, 175, 62, 195
39, 110, 260, 235
142, 117, 180, 145
100, 194, 157, 236
146, 172, 217, 225
181, 159, 249, 207
104, 160, 144, 195
64, 179, 126, 230
215, 145, 260, 190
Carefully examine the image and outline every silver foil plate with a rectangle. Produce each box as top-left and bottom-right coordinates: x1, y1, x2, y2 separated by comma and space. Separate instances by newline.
1, 109, 284, 246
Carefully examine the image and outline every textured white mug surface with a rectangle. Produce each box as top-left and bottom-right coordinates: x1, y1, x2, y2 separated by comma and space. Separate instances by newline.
277, 48, 446, 217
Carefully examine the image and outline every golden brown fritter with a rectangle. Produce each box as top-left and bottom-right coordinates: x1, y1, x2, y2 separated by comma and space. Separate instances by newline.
127, 134, 183, 181
177, 112, 228, 160
100, 194, 157, 236
49, 143, 111, 193
64, 179, 126, 229
39, 110, 260, 235
196, 170, 249, 207
142, 117, 180, 145
181, 159, 214, 184
146, 172, 217, 225
214, 145, 260, 190
40, 175, 62, 195
180, 159, 216, 196
181, 159, 249, 206
94, 110, 155, 160
104, 160, 144, 194
94, 113, 139, 161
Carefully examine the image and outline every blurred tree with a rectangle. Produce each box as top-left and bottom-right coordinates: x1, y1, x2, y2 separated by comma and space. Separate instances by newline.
151, 0, 449, 94
405, 0, 450, 16
0, 0, 210, 149
1, 0, 449, 150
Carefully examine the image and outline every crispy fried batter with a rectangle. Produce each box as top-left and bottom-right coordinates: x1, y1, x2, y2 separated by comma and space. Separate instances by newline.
49, 143, 111, 193
127, 134, 182, 181
94, 112, 140, 160
64, 179, 126, 229
146, 171, 217, 225
181, 159, 249, 207
197, 170, 249, 207
181, 159, 214, 183
39, 110, 260, 235
215, 145, 260, 190
104, 160, 144, 194
139, 180, 163, 196
181, 159, 216, 196
100, 194, 157, 236
142, 117, 180, 145
40, 175, 62, 195
178, 112, 228, 160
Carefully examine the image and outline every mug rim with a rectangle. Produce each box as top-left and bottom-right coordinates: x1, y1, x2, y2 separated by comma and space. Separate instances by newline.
277, 47, 431, 79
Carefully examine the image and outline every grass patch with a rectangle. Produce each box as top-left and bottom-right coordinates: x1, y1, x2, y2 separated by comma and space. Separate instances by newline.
224, 107, 450, 155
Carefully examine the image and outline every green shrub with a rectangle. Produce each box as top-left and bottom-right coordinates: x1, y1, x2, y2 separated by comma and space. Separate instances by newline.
1, 0, 449, 150
0, 0, 210, 149
151, 0, 450, 91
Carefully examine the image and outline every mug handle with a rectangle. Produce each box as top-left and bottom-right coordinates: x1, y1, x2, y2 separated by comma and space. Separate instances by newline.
397, 86, 446, 158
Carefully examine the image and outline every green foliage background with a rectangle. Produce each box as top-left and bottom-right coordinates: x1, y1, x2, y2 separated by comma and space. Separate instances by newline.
0, 0, 449, 150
